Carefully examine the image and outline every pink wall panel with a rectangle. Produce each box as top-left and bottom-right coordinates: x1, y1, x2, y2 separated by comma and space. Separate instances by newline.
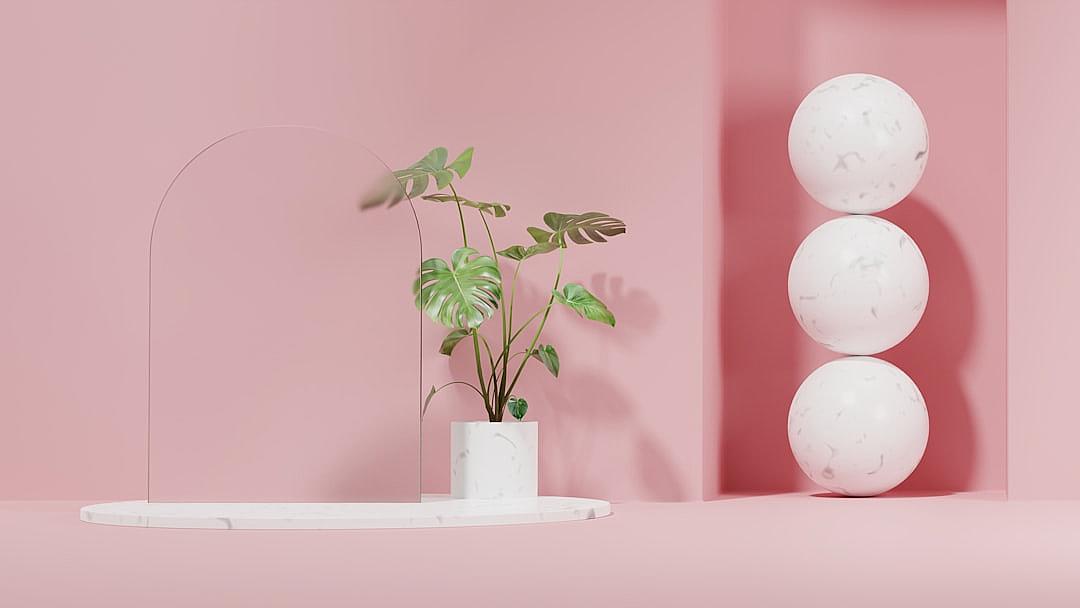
712, 0, 1006, 494
1007, 0, 1080, 499
0, 0, 710, 500
405, 2, 708, 501
1, 0, 1010, 501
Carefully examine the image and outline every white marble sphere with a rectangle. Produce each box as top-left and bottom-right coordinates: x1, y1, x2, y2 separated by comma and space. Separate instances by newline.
789, 215, 928, 355
788, 73, 928, 213
789, 356, 928, 496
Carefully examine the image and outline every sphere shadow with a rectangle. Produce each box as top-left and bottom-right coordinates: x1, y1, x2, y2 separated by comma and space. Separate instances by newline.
879, 195, 977, 492
810, 490, 955, 499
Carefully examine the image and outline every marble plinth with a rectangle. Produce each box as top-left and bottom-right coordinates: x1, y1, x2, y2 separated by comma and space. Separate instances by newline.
80, 495, 611, 529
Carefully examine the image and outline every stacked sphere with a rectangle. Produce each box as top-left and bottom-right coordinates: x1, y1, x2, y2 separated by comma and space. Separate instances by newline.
786, 73, 930, 497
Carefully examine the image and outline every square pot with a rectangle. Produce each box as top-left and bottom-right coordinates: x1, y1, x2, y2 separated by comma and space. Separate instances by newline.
450, 421, 538, 499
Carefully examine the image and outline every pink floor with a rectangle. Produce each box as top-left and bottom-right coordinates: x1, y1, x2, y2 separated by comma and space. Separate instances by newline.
5, 494, 1079, 606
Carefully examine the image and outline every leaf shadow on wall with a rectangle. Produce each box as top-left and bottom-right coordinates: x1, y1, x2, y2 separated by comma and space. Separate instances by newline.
540, 272, 684, 501
540, 367, 688, 502
439, 269, 684, 500
880, 195, 976, 491
585, 272, 660, 344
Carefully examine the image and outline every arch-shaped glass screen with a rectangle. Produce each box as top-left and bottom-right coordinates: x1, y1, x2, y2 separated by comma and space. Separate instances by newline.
149, 127, 420, 502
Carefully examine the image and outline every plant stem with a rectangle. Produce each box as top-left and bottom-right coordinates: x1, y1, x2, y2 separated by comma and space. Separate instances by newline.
507, 261, 523, 335
449, 183, 468, 248
478, 333, 497, 375
447, 183, 491, 420
509, 308, 544, 344
471, 330, 494, 421
501, 261, 523, 417
476, 208, 510, 420
424, 381, 485, 418
504, 247, 565, 399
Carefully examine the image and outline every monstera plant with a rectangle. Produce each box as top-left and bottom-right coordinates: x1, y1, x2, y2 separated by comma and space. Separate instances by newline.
362, 147, 625, 422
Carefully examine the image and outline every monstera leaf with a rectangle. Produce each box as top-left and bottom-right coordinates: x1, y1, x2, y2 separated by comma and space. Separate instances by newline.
553, 283, 615, 327
497, 241, 558, 262
530, 344, 560, 377
421, 193, 511, 217
359, 147, 473, 209
439, 329, 471, 356
528, 212, 626, 247
413, 247, 502, 329
507, 396, 529, 421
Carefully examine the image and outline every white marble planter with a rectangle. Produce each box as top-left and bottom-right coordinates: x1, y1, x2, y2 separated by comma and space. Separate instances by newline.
451, 421, 538, 499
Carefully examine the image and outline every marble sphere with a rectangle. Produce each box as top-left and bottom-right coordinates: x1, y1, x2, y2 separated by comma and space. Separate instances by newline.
788, 356, 929, 497
788, 73, 928, 213
789, 215, 928, 355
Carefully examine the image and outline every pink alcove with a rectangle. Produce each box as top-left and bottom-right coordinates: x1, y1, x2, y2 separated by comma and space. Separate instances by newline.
714, 0, 1007, 497
148, 126, 421, 502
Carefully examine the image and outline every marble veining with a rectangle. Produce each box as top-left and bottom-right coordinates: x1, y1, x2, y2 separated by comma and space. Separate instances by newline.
788, 357, 929, 497
788, 73, 929, 214
789, 215, 929, 355
451, 421, 538, 500
80, 495, 611, 529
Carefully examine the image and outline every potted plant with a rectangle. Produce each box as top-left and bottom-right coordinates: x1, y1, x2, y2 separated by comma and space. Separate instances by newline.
362, 147, 625, 499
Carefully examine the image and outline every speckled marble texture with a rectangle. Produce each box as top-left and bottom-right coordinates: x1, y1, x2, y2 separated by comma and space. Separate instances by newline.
788, 215, 929, 355
788, 357, 929, 497
451, 421, 538, 499
788, 73, 928, 214
79, 495, 611, 529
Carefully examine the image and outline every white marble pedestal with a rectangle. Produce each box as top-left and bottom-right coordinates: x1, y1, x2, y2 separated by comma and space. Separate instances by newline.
80, 495, 611, 529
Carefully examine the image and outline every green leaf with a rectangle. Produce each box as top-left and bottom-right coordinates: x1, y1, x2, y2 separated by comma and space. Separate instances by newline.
553, 283, 615, 327
529, 241, 558, 256
527, 226, 553, 244
497, 240, 557, 262
413, 247, 502, 329
420, 147, 448, 171
434, 169, 454, 189
448, 147, 474, 178
422, 193, 510, 217
360, 147, 475, 209
407, 173, 429, 199
439, 329, 471, 356
507, 395, 528, 421
424, 385, 437, 415
497, 245, 529, 261
532, 211, 626, 247
530, 344, 560, 377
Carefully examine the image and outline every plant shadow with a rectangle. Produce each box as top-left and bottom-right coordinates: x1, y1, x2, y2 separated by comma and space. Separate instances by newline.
539, 367, 689, 501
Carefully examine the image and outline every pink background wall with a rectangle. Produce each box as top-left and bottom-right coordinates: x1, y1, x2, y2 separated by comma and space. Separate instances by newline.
0, 0, 708, 501
1007, 0, 1080, 499
1, 0, 1019, 501
711, 0, 1006, 495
